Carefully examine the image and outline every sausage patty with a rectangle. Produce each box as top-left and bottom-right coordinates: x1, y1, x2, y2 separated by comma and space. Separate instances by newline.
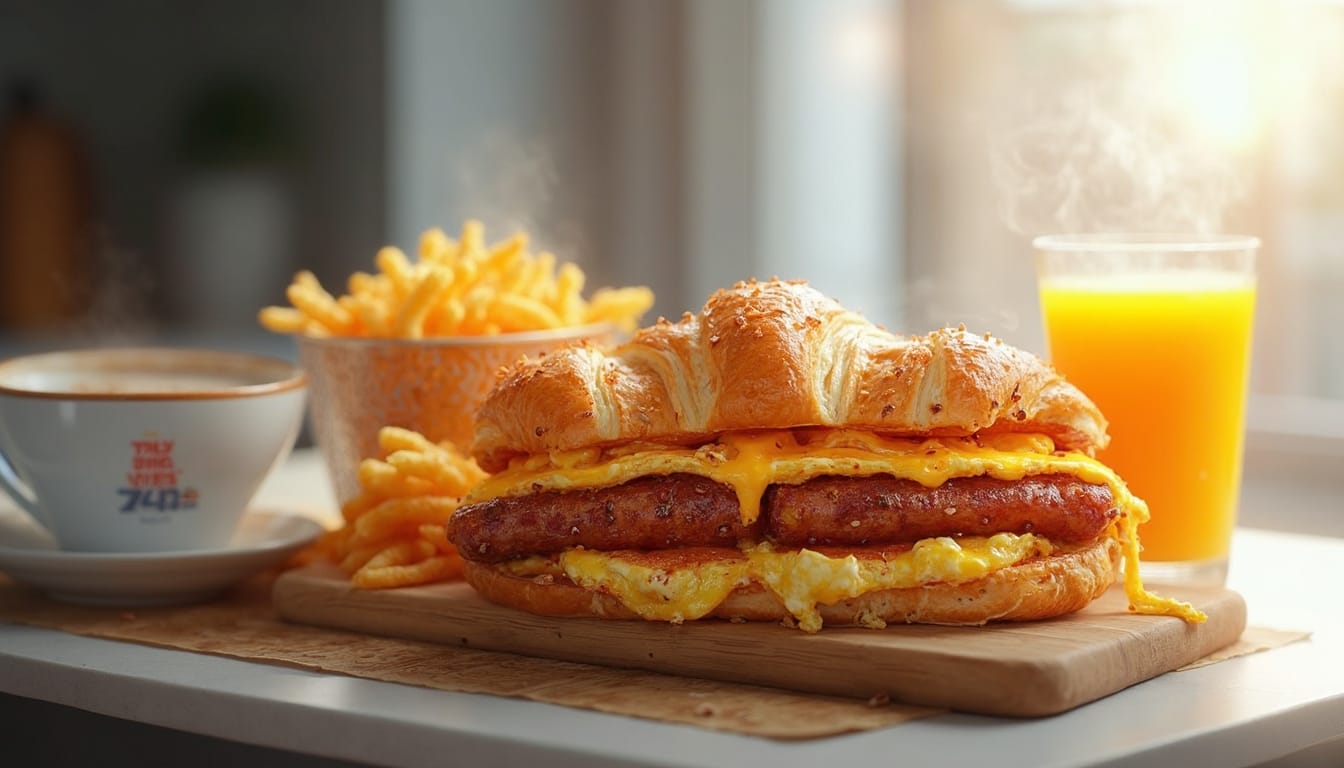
764, 474, 1117, 547
449, 472, 1118, 563
451, 473, 753, 563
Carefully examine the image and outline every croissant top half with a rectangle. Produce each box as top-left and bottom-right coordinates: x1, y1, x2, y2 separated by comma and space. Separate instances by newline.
471, 279, 1108, 472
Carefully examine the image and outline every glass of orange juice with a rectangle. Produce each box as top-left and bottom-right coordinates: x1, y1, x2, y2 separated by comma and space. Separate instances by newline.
1033, 234, 1258, 587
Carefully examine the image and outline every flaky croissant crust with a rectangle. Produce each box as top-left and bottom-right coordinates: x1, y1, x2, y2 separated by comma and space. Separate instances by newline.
472, 279, 1108, 472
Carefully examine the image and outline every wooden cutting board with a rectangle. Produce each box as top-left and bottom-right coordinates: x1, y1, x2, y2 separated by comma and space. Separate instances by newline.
273, 564, 1246, 717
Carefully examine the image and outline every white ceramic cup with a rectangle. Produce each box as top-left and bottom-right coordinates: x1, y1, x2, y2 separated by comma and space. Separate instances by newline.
0, 348, 307, 552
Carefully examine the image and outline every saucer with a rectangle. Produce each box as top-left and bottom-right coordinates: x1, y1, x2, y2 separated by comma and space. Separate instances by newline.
0, 510, 324, 606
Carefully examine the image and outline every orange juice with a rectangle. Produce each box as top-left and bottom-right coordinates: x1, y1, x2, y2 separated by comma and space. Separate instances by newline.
1039, 272, 1255, 563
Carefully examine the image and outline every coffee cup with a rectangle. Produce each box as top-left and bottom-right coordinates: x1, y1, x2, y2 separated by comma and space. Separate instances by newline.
0, 347, 307, 552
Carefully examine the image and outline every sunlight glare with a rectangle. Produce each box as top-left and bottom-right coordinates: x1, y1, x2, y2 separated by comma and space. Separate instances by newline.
1172, 30, 1261, 151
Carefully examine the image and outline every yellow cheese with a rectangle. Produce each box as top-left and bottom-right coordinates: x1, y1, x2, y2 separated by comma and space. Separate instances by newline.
559, 533, 1052, 632
473, 428, 1206, 624
470, 430, 1109, 525
1118, 511, 1206, 622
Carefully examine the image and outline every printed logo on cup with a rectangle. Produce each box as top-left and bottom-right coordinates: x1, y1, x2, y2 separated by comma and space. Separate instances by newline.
118, 433, 201, 520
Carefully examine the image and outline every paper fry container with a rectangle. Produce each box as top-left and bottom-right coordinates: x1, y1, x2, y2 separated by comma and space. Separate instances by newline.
297, 325, 610, 505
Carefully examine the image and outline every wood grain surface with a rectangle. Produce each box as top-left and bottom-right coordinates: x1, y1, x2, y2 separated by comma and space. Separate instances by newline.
273, 564, 1246, 717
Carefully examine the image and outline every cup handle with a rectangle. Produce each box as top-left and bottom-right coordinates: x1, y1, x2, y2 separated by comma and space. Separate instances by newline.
0, 448, 53, 531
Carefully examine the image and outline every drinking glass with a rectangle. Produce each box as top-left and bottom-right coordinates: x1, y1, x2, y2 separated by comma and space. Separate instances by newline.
1034, 233, 1258, 587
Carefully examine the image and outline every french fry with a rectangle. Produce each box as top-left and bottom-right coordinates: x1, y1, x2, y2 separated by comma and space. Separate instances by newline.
384, 450, 476, 491
294, 270, 323, 291
260, 219, 654, 341
353, 554, 462, 589
310, 427, 486, 589
442, 297, 467, 333
554, 262, 586, 325
417, 524, 456, 554
447, 259, 479, 302
361, 540, 429, 571
392, 265, 453, 338
530, 251, 557, 302
418, 227, 450, 264
353, 496, 459, 540
340, 490, 381, 523
586, 286, 657, 333
377, 425, 439, 454
350, 293, 392, 337
485, 233, 527, 272
489, 293, 563, 332
302, 319, 333, 338
257, 306, 308, 334
347, 271, 379, 295
357, 459, 436, 498
338, 542, 386, 575
376, 246, 415, 299
458, 219, 485, 259
286, 276, 354, 334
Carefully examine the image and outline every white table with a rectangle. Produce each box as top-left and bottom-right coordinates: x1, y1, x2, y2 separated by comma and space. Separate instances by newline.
2, 449, 1342, 768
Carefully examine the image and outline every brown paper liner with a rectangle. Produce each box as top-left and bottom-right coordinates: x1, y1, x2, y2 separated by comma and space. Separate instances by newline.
0, 574, 934, 739
1177, 625, 1311, 671
0, 574, 1308, 739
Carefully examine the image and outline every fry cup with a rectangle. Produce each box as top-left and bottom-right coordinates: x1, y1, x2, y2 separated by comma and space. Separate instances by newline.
298, 325, 611, 504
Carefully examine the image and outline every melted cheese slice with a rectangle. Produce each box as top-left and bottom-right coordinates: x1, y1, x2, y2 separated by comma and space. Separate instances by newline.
472, 429, 1205, 626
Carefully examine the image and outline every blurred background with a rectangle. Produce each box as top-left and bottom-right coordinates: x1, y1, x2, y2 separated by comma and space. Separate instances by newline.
1, 0, 1340, 525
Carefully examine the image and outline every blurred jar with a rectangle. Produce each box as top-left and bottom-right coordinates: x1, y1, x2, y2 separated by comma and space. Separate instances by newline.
0, 80, 92, 330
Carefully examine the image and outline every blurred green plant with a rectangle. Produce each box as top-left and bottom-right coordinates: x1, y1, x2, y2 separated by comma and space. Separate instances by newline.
177, 78, 293, 169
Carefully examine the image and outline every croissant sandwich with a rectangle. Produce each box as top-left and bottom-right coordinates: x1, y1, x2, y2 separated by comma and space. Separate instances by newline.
448, 279, 1204, 631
